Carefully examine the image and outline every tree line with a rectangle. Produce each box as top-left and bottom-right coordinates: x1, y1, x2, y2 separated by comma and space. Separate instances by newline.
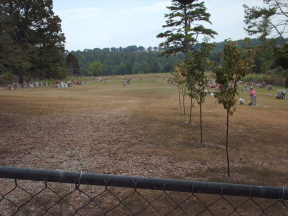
67, 46, 185, 77
66, 37, 282, 77
1, 0, 287, 88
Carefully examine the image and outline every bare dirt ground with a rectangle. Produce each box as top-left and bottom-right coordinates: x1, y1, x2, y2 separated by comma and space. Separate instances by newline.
1, 109, 215, 180
0, 78, 288, 215
0, 79, 287, 186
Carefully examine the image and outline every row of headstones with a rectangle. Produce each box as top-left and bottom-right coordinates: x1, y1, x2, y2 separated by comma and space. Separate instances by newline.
245, 82, 266, 88
98, 78, 108, 83
8, 81, 85, 90
27, 82, 49, 88
243, 84, 272, 91
55, 81, 85, 88
55, 82, 72, 88
8, 82, 49, 90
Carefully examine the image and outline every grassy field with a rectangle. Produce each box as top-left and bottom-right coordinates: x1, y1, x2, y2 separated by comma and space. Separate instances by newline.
0, 73, 287, 188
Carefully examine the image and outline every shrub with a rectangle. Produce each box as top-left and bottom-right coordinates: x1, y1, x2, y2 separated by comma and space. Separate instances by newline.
242, 74, 285, 86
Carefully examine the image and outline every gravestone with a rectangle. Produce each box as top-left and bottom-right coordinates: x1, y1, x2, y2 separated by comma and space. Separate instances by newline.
251, 95, 257, 106
29, 83, 34, 87
44, 82, 48, 86
250, 94, 257, 106
35, 82, 39, 87
39, 82, 43, 86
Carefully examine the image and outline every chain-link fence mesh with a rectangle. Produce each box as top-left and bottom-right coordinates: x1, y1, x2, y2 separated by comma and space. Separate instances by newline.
0, 166, 287, 215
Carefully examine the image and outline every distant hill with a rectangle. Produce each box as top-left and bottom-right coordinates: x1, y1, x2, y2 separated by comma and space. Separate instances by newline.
69, 38, 273, 76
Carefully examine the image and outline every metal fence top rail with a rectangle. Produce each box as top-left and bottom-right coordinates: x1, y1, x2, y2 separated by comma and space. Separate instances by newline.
0, 166, 287, 200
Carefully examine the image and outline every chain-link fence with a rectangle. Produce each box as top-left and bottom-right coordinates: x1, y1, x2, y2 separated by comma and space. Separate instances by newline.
0, 166, 287, 215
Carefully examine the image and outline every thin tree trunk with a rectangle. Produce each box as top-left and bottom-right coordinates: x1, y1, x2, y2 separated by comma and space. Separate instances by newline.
178, 86, 182, 109
189, 90, 193, 124
226, 109, 230, 177
182, 87, 186, 115
200, 103, 203, 143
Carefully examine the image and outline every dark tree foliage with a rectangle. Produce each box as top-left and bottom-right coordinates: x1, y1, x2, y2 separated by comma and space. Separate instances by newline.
70, 37, 276, 76
65, 53, 81, 76
0, 0, 66, 83
176, 0, 196, 5
71, 46, 185, 76
0, 3, 31, 78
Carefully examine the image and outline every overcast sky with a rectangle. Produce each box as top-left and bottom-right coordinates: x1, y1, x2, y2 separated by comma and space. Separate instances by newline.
53, 0, 265, 51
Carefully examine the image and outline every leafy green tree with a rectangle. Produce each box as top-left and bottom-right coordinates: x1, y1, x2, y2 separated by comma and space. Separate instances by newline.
172, 65, 187, 114
243, 1, 287, 75
274, 44, 288, 88
183, 39, 214, 143
182, 66, 196, 124
257, 36, 276, 74
157, 0, 217, 59
138, 46, 145, 52
175, 60, 198, 122
213, 39, 258, 177
0, 3, 28, 79
66, 53, 81, 76
1, 0, 66, 83
87, 61, 102, 78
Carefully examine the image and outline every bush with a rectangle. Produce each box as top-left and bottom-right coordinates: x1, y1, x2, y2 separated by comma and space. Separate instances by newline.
242, 74, 285, 86
0, 71, 17, 85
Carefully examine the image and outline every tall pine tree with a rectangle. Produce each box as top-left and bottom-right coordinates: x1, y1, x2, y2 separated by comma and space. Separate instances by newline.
157, 0, 217, 59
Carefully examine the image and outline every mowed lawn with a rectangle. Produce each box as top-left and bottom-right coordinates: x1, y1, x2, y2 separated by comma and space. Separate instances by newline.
0, 74, 287, 188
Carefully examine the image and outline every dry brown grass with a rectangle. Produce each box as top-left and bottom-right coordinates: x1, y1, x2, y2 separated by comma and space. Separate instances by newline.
0, 75, 287, 188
